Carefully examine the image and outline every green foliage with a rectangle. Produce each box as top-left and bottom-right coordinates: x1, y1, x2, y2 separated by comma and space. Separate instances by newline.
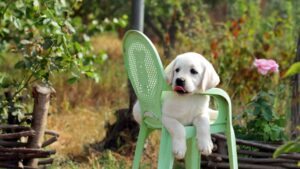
191, 0, 294, 88
284, 62, 300, 77
273, 136, 300, 157
234, 90, 287, 141
162, 0, 298, 141
94, 150, 127, 169
144, 0, 205, 56
273, 127, 300, 166
0, 0, 128, 123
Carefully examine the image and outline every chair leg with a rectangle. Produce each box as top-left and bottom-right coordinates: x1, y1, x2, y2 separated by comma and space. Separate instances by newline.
132, 123, 149, 169
185, 137, 200, 169
157, 127, 174, 169
226, 126, 238, 169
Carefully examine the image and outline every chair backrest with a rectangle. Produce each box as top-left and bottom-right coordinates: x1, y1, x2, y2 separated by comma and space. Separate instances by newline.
123, 30, 168, 123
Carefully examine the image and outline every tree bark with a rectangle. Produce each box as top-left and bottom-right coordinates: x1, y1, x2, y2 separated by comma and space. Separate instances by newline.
25, 85, 55, 168
291, 32, 300, 139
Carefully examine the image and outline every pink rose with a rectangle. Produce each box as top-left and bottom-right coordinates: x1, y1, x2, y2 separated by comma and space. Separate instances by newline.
253, 58, 279, 75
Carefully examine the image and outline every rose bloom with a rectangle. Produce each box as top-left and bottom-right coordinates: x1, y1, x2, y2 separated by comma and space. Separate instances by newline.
253, 58, 279, 75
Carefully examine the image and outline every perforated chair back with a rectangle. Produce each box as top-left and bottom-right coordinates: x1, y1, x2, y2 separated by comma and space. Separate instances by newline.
123, 30, 168, 125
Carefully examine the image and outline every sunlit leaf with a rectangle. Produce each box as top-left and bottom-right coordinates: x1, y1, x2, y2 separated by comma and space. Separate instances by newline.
284, 62, 300, 77
20, 40, 32, 45
33, 0, 40, 11
64, 21, 76, 34
273, 138, 300, 158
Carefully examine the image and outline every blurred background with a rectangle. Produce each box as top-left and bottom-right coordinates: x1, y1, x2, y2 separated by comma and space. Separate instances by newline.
0, 0, 299, 168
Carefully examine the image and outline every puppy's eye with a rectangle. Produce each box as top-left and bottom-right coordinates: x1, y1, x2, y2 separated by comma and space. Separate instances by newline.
175, 68, 180, 73
190, 68, 198, 74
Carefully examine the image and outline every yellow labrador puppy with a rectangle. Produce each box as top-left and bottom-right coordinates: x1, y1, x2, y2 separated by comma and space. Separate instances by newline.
133, 52, 220, 159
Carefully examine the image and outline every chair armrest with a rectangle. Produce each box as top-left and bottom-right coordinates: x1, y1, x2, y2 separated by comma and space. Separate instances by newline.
198, 88, 233, 125
201, 88, 231, 104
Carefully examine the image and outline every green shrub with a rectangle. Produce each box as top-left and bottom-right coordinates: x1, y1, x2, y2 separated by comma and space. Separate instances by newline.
0, 0, 127, 123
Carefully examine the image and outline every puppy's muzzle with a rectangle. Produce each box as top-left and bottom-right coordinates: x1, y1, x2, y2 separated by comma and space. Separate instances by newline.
175, 78, 185, 87
174, 78, 187, 94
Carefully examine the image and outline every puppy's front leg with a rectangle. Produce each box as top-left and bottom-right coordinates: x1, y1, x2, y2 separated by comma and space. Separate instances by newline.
162, 116, 186, 159
133, 101, 142, 124
193, 113, 213, 155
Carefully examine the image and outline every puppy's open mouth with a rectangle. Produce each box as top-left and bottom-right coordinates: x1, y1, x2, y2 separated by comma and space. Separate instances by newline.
174, 86, 188, 94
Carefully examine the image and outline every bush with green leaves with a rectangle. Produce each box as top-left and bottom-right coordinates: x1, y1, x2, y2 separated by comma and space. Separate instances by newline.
0, 0, 127, 124
234, 90, 287, 141
169, 0, 299, 141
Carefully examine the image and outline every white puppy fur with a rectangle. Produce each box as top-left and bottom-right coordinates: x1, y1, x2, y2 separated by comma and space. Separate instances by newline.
133, 52, 220, 159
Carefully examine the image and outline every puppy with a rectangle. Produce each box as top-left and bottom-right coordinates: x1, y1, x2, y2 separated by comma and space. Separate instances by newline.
133, 52, 220, 159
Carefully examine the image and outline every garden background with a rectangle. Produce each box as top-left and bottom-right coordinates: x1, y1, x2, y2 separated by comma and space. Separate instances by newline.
0, 0, 299, 168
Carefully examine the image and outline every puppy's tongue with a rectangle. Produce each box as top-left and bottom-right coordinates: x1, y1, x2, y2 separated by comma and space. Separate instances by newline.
174, 86, 186, 92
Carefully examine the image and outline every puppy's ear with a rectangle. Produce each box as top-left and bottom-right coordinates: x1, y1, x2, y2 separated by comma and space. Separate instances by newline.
164, 59, 176, 85
199, 62, 220, 92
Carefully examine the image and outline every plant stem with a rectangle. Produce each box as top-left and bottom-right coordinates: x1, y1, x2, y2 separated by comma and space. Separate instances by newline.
12, 72, 34, 99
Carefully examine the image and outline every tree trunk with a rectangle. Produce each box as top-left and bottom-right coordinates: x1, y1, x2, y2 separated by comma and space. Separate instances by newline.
291, 32, 300, 139
25, 85, 55, 168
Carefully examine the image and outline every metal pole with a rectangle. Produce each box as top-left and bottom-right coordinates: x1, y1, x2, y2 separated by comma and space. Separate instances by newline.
131, 0, 144, 31
128, 0, 145, 113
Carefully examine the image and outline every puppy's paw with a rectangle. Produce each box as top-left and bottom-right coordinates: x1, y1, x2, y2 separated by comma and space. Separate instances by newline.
172, 139, 186, 159
197, 138, 213, 155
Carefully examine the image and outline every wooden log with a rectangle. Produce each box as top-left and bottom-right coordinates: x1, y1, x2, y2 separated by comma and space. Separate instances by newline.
0, 157, 20, 162
202, 160, 299, 169
216, 137, 227, 155
0, 163, 38, 169
0, 156, 26, 161
42, 136, 58, 148
38, 158, 54, 165
25, 85, 55, 168
0, 163, 20, 169
0, 153, 50, 160
209, 153, 298, 164
0, 147, 55, 155
0, 125, 31, 131
238, 149, 300, 160
0, 139, 27, 147
45, 130, 59, 137
213, 133, 278, 151
279, 163, 300, 169
238, 149, 270, 157
202, 161, 286, 169
0, 130, 35, 139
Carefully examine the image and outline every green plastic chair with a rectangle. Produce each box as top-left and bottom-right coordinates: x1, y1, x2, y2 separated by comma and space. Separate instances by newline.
123, 30, 238, 169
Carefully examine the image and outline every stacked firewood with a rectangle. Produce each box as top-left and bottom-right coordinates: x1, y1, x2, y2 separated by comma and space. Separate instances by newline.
201, 134, 300, 169
0, 85, 58, 169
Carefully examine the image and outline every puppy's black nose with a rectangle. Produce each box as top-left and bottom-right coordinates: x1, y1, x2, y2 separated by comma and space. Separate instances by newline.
175, 78, 185, 86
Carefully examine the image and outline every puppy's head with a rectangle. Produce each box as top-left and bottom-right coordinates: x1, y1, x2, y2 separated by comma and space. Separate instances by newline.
165, 52, 220, 94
